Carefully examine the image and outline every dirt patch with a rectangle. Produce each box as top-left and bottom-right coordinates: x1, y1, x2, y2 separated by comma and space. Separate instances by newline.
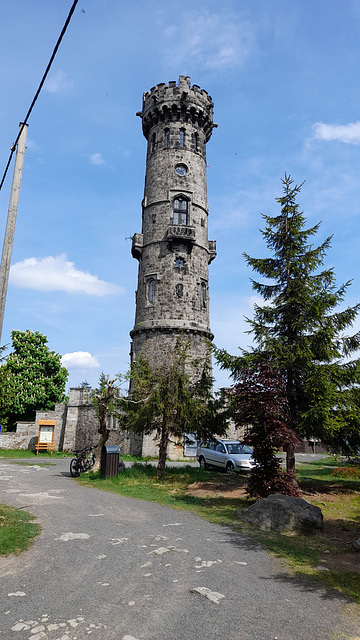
319, 552, 360, 573
186, 480, 248, 499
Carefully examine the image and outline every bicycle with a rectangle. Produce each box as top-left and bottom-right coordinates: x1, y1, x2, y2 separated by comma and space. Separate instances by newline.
70, 446, 96, 477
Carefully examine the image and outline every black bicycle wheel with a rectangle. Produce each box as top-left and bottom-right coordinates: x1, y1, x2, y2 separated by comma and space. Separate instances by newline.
70, 458, 80, 478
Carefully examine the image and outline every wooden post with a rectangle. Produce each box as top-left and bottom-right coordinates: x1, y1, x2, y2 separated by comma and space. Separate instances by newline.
0, 123, 28, 342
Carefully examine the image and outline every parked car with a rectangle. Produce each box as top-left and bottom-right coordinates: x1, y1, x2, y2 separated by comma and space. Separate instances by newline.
196, 438, 256, 474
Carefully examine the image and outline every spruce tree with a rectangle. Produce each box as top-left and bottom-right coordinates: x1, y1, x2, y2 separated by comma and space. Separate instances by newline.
215, 174, 360, 472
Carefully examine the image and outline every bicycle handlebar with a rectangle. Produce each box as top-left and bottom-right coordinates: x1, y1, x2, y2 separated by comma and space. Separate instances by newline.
72, 446, 94, 456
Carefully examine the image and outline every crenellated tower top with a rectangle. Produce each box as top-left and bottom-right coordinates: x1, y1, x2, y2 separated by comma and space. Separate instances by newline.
136, 75, 218, 142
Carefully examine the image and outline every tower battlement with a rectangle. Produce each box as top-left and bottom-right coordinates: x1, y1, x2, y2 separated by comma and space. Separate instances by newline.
137, 75, 217, 142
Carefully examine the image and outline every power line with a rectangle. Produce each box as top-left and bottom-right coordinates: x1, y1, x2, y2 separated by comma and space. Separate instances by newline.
0, 0, 79, 192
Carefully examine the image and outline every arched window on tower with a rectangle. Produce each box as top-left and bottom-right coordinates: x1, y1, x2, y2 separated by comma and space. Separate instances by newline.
151, 133, 156, 152
148, 278, 156, 303
164, 129, 170, 148
200, 281, 207, 308
179, 128, 185, 148
173, 197, 188, 225
192, 132, 199, 151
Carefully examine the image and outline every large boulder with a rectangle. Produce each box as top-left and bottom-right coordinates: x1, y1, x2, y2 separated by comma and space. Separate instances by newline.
238, 493, 323, 533
352, 537, 360, 552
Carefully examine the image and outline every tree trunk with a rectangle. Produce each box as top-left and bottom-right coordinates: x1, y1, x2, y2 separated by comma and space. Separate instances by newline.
92, 405, 109, 473
92, 429, 109, 473
286, 442, 296, 478
157, 425, 169, 479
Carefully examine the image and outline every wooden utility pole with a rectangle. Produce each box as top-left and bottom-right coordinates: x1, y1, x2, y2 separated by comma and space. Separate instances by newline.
0, 123, 28, 342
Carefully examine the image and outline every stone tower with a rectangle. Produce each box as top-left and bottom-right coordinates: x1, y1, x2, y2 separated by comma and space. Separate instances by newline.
130, 75, 217, 374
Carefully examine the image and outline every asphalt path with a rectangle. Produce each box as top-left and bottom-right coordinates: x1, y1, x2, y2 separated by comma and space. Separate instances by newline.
0, 458, 358, 640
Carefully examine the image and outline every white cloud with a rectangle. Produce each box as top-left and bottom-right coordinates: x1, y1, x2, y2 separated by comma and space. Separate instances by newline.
10, 254, 123, 296
44, 70, 72, 94
89, 153, 106, 165
161, 10, 253, 71
61, 351, 100, 369
312, 121, 360, 144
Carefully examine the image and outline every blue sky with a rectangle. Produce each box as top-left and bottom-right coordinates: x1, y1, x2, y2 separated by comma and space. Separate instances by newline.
0, 0, 359, 391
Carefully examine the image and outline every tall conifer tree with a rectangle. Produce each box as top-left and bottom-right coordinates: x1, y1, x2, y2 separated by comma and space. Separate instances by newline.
215, 175, 360, 471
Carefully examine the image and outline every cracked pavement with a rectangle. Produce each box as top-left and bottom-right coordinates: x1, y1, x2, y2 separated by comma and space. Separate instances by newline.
0, 458, 358, 640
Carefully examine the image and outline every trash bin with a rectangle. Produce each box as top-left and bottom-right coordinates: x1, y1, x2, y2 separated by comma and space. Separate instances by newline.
101, 444, 120, 478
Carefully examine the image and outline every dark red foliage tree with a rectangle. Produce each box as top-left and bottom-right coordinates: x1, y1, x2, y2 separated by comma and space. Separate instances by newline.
231, 362, 300, 498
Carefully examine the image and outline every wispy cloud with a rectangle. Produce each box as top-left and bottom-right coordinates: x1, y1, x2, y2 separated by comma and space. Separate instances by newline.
161, 10, 254, 71
89, 153, 106, 165
312, 121, 360, 144
61, 351, 100, 369
44, 69, 72, 94
10, 254, 123, 296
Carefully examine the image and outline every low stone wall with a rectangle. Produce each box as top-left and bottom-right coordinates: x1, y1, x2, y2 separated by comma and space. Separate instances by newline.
0, 387, 245, 459
0, 422, 38, 450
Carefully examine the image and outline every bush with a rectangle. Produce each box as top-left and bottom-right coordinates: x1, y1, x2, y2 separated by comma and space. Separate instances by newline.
334, 466, 360, 480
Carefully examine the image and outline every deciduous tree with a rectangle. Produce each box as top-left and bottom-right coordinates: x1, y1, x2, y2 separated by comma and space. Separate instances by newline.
230, 362, 299, 497
120, 340, 228, 479
0, 346, 13, 432
91, 373, 119, 473
3, 330, 68, 427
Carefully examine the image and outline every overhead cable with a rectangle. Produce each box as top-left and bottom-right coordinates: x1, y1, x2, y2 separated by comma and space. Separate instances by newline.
0, 0, 79, 192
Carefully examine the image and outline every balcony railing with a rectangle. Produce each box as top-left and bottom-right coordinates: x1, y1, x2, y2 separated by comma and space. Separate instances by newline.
167, 225, 195, 243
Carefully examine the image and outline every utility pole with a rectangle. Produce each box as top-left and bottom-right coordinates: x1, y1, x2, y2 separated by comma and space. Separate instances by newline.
0, 123, 28, 342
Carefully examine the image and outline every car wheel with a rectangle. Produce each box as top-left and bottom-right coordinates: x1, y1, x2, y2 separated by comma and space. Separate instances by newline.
226, 462, 235, 475
199, 456, 207, 470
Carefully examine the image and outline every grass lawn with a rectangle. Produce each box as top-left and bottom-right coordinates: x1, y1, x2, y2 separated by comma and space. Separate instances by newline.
0, 504, 41, 556
0, 448, 72, 459
79, 457, 360, 604
0, 449, 155, 461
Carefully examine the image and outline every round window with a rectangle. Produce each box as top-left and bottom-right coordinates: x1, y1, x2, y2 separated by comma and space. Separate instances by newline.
175, 164, 188, 176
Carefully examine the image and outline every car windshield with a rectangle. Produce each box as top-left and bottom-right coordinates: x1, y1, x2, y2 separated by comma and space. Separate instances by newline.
226, 443, 253, 455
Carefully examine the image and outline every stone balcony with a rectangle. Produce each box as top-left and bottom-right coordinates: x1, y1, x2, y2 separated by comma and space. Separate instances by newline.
167, 224, 195, 243
131, 233, 143, 260
208, 240, 217, 263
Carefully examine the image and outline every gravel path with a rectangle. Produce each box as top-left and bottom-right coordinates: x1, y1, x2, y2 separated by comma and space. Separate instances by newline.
0, 458, 358, 640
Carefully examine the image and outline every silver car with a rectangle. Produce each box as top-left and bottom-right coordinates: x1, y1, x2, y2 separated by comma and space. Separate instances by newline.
197, 438, 256, 474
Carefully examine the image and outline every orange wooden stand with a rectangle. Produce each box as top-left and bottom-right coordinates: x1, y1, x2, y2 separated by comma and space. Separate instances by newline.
35, 420, 56, 454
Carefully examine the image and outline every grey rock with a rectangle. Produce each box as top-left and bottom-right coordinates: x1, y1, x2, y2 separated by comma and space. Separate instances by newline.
238, 493, 323, 533
352, 537, 360, 552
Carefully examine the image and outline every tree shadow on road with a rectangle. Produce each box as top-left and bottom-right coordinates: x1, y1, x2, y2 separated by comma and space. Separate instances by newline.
217, 523, 360, 607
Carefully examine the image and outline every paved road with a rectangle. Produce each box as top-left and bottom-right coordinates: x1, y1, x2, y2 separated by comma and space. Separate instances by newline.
0, 458, 358, 640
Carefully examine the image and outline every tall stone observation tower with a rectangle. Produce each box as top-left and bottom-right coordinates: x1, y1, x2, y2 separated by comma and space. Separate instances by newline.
130, 76, 217, 374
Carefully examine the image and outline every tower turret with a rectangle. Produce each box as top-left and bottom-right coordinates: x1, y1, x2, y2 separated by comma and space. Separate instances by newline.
130, 76, 217, 371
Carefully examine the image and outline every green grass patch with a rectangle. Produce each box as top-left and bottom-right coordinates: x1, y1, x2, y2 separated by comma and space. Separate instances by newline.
296, 459, 360, 492
0, 449, 72, 459
0, 449, 155, 461
119, 454, 158, 462
0, 504, 41, 556
334, 466, 360, 480
80, 463, 250, 526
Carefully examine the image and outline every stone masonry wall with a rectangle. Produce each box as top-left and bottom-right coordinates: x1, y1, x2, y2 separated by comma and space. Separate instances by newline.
0, 385, 246, 459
